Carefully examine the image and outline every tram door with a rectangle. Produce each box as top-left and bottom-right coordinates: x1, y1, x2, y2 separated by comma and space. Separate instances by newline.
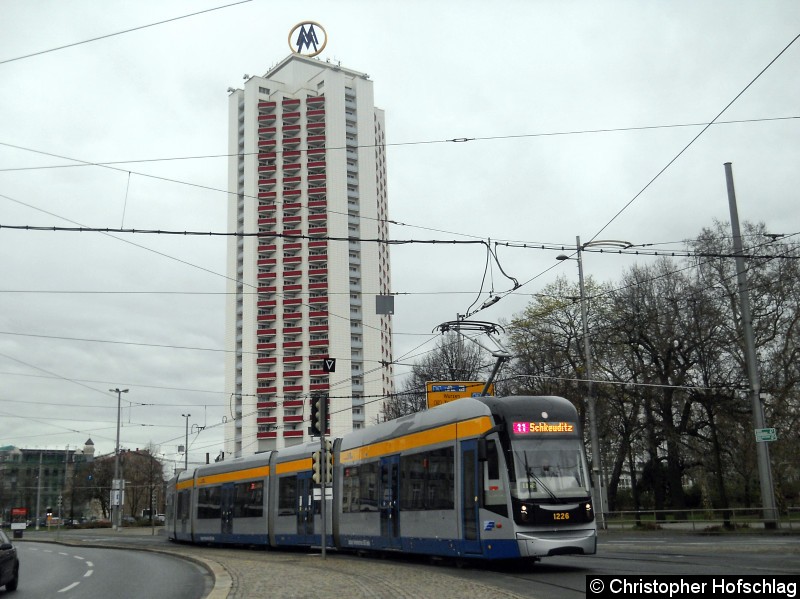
220, 483, 234, 538
296, 472, 315, 544
460, 440, 483, 555
379, 455, 401, 549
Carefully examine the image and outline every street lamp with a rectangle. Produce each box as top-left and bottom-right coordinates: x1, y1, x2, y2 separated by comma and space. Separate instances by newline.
182, 414, 191, 471
109, 388, 129, 531
557, 236, 631, 530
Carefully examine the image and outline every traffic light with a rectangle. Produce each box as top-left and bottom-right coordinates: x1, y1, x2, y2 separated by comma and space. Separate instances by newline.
310, 394, 327, 437
324, 439, 333, 484
312, 451, 322, 484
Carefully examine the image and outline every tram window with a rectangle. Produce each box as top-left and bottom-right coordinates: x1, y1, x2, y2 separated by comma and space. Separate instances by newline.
234, 481, 264, 518
197, 486, 221, 519
400, 447, 454, 511
278, 476, 297, 515
177, 490, 190, 520
483, 440, 508, 517
342, 461, 379, 512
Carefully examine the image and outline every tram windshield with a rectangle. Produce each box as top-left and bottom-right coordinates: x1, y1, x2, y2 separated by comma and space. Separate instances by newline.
509, 439, 591, 500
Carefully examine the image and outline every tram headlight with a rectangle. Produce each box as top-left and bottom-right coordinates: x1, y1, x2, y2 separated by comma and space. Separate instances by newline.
520, 504, 529, 522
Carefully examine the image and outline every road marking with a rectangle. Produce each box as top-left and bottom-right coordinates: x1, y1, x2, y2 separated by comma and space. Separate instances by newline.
59, 552, 69, 556
86, 561, 94, 567
74, 555, 85, 560
84, 570, 94, 578
58, 582, 80, 593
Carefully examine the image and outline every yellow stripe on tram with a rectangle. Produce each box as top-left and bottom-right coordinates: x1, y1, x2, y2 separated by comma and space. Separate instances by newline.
339, 416, 493, 464
196, 465, 270, 487
275, 457, 312, 475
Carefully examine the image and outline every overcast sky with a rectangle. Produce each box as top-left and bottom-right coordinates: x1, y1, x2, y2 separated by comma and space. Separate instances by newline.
1, 1, 798, 470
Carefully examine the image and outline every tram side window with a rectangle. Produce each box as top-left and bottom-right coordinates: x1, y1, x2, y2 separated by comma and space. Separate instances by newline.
278, 476, 297, 516
234, 481, 264, 518
197, 486, 221, 519
342, 461, 379, 512
400, 447, 454, 511
177, 490, 190, 520
483, 440, 508, 517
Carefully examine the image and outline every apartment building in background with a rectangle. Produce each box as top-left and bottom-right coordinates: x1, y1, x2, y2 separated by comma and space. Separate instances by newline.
224, 54, 394, 457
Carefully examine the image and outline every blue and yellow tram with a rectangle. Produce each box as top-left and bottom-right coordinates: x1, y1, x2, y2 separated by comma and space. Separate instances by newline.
166, 395, 597, 561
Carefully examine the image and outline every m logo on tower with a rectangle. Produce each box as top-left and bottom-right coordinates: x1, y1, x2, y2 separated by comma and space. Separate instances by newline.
288, 22, 328, 57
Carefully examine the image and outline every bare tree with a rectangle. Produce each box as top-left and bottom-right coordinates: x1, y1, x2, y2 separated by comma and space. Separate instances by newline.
383, 332, 491, 420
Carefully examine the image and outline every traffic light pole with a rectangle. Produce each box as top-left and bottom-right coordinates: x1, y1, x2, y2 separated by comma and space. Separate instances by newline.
320, 429, 327, 560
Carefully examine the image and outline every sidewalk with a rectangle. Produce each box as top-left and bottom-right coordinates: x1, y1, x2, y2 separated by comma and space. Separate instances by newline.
14, 527, 531, 599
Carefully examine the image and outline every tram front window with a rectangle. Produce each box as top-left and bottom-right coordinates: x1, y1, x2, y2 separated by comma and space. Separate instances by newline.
510, 439, 590, 501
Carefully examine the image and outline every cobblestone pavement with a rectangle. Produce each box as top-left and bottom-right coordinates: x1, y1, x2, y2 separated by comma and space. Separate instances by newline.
16, 528, 531, 599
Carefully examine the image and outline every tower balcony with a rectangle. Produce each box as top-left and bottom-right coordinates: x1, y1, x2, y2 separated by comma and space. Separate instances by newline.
283, 383, 304, 392
308, 199, 326, 210
257, 431, 277, 439
283, 311, 302, 320
282, 97, 301, 108
307, 95, 325, 106
308, 267, 327, 277
308, 253, 327, 263
282, 111, 301, 123
257, 400, 278, 409
310, 383, 330, 392
257, 372, 277, 381
258, 164, 277, 174
308, 186, 326, 196
257, 285, 277, 294
257, 203, 277, 214
257, 357, 277, 365
282, 123, 301, 134
258, 114, 277, 123
307, 108, 326, 121
283, 415, 304, 424
258, 125, 277, 137
283, 430, 304, 438
257, 416, 277, 424
258, 100, 277, 112
308, 226, 328, 237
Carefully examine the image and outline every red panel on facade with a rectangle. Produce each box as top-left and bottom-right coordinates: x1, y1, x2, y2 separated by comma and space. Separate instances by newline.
283, 370, 303, 378
283, 356, 303, 363
256, 357, 277, 365
256, 343, 277, 351
283, 342, 303, 349
257, 431, 277, 439
284, 399, 304, 407
283, 430, 304, 438
284, 297, 303, 304
283, 384, 303, 392
309, 339, 329, 347
257, 401, 278, 408
283, 415, 304, 423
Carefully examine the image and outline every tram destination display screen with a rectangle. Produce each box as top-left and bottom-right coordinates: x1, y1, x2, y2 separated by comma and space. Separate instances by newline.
512, 421, 576, 434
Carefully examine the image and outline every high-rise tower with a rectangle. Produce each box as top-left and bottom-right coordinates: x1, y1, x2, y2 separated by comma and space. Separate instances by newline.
225, 53, 393, 456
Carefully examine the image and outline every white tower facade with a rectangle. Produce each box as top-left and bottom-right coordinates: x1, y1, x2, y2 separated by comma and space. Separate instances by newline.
225, 54, 394, 456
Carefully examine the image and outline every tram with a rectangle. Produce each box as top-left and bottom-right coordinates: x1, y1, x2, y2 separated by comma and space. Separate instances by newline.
166, 395, 597, 561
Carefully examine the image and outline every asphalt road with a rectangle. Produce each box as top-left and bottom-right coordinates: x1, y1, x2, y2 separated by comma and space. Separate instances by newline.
450, 533, 800, 599
5, 541, 210, 598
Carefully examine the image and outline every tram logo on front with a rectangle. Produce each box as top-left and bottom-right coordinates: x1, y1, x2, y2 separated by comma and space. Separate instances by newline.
289, 21, 328, 57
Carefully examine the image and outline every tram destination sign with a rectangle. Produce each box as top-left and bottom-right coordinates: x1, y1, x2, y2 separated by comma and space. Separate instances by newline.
513, 421, 576, 435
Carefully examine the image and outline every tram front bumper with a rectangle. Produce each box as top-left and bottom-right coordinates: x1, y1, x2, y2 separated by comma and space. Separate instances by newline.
516, 528, 597, 557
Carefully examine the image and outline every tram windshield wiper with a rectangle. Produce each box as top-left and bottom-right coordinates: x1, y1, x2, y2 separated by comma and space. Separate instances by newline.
523, 451, 558, 501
